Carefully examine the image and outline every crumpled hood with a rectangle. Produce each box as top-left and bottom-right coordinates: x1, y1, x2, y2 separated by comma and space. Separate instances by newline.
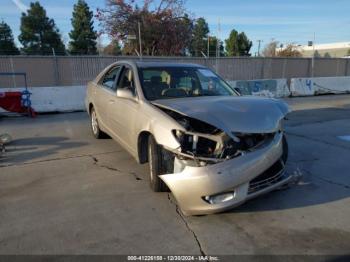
152, 96, 290, 134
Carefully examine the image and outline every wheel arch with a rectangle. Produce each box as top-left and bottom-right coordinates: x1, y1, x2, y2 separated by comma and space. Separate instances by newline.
88, 103, 94, 115
137, 131, 152, 164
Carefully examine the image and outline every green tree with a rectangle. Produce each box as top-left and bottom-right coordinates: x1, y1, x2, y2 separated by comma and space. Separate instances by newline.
180, 14, 194, 56
190, 17, 209, 57
69, 0, 97, 54
0, 21, 20, 55
324, 52, 332, 58
19, 2, 65, 55
314, 50, 321, 58
225, 29, 252, 56
208, 36, 225, 57
237, 32, 252, 56
225, 29, 238, 56
347, 49, 350, 56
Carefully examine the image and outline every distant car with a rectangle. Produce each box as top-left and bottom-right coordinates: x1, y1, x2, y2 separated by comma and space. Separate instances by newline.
85, 61, 292, 215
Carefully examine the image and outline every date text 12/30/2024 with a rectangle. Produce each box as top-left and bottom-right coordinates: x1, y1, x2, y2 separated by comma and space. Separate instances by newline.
127, 256, 219, 261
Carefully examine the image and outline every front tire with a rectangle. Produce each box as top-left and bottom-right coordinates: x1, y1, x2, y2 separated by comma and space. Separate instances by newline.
148, 135, 170, 192
90, 107, 105, 139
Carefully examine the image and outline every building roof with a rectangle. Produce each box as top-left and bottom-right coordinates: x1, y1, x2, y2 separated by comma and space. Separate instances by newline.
299, 42, 350, 51
294, 42, 350, 57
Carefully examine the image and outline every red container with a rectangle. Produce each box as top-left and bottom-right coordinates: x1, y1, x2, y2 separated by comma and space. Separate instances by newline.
0, 92, 35, 117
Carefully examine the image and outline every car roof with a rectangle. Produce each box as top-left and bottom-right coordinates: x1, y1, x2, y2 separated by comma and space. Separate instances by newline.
119, 60, 207, 69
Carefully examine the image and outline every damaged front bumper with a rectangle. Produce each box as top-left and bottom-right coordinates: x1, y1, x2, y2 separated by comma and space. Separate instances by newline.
160, 132, 292, 216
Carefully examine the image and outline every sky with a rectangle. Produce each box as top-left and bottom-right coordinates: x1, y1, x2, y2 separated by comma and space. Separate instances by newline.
1, 0, 350, 54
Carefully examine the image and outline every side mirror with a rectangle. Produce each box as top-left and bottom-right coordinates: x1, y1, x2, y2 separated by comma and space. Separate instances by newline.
116, 88, 134, 99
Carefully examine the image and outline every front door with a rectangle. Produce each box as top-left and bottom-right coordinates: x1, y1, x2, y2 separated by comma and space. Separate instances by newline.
108, 66, 140, 153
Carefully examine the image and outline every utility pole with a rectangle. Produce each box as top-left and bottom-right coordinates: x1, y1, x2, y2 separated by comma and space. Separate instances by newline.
311, 32, 316, 77
217, 19, 221, 58
207, 36, 210, 58
216, 19, 221, 73
138, 22, 142, 59
257, 40, 263, 56
52, 47, 59, 86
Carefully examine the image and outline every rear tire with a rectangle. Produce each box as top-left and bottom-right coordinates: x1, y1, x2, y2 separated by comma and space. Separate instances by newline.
90, 107, 106, 139
148, 135, 170, 192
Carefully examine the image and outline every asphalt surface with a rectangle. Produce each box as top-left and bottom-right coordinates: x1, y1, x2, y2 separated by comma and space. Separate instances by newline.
1, 95, 350, 255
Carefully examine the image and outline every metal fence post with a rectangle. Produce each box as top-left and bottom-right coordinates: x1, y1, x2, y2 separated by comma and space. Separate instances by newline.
53, 55, 60, 86
282, 58, 287, 79
260, 59, 265, 79
308, 58, 313, 77
10, 57, 16, 88
345, 58, 349, 76
336, 59, 340, 77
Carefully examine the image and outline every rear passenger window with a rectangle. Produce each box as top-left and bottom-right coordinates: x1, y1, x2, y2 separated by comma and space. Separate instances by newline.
101, 66, 121, 90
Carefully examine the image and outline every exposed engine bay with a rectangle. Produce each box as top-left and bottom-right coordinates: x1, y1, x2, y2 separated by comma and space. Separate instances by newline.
156, 106, 276, 170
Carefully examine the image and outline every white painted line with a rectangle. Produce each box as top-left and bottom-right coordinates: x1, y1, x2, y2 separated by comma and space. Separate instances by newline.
338, 136, 350, 142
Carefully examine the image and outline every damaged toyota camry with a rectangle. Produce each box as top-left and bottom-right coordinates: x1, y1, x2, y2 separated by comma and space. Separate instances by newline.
85, 61, 292, 215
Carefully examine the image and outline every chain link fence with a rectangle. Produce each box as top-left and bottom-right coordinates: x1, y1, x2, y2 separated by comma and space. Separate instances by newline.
0, 56, 349, 88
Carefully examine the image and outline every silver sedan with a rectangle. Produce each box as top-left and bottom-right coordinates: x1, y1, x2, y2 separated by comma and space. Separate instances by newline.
85, 61, 292, 215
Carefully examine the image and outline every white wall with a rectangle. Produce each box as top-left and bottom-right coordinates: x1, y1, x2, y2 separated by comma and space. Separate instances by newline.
228, 79, 290, 98
290, 76, 350, 96
0, 86, 86, 113
1, 76, 350, 113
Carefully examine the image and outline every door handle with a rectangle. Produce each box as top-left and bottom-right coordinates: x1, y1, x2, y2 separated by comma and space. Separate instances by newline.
109, 99, 115, 104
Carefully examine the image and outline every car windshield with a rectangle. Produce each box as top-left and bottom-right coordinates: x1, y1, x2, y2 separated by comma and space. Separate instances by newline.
138, 67, 238, 100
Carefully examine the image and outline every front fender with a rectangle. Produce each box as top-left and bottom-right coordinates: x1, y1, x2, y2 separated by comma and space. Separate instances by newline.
136, 102, 184, 151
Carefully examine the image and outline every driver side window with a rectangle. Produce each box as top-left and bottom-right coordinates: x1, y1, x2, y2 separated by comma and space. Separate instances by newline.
118, 67, 136, 96
101, 66, 121, 90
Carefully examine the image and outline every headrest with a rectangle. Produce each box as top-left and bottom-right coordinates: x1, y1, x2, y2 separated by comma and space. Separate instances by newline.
127, 70, 133, 82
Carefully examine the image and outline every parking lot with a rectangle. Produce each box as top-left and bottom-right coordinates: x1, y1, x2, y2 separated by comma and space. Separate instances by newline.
1, 95, 350, 255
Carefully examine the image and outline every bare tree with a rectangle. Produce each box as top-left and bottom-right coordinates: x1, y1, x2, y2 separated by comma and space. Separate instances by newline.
96, 0, 193, 56
277, 44, 302, 57
261, 40, 279, 57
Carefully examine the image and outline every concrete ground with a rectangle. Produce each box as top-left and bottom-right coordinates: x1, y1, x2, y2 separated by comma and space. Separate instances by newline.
1, 95, 350, 255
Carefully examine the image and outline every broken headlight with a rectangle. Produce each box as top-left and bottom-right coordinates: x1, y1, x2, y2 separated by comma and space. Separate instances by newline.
172, 130, 217, 157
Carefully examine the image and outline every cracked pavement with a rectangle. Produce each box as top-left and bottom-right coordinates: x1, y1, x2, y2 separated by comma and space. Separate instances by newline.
1, 95, 350, 255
